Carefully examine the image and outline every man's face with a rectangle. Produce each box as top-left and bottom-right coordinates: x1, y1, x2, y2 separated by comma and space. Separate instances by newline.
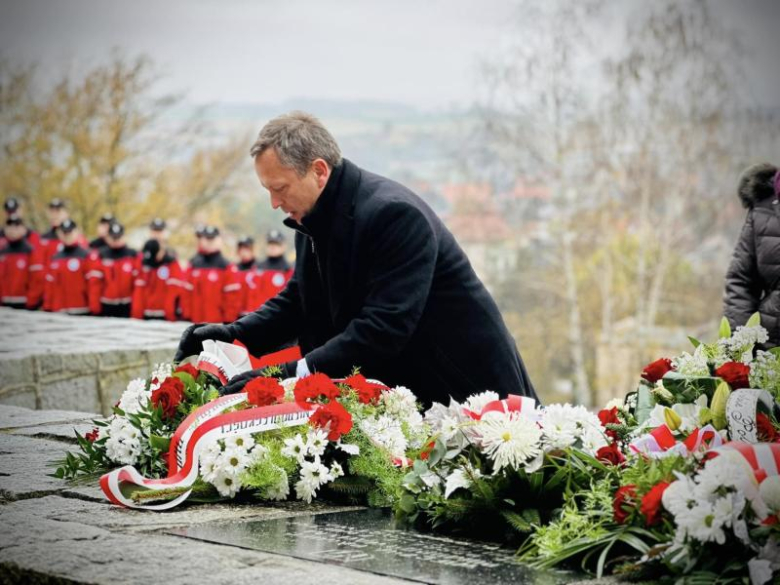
48, 208, 67, 226
238, 247, 254, 262
108, 236, 125, 249
149, 229, 165, 242
5, 224, 25, 241
97, 223, 110, 238
254, 148, 330, 224
266, 242, 285, 258
201, 236, 221, 254
60, 230, 79, 246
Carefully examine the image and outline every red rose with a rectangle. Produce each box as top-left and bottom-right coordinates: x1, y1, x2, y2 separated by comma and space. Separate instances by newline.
613, 484, 638, 524
309, 400, 353, 441
294, 373, 340, 410
151, 377, 185, 419
598, 407, 621, 440
85, 428, 99, 443
757, 412, 777, 442
344, 374, 387, 405
640, 481, 670, 526
596, 442, 626, 467
714, 362, 751, 389
174, 364, 200, 379
762, 515, 779, 526
641, 358, 674, 384
245, 376, 285, 407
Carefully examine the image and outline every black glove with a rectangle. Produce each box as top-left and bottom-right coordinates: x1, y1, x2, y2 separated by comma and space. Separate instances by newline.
174, 323, 236, 364
220, 361, 298, 395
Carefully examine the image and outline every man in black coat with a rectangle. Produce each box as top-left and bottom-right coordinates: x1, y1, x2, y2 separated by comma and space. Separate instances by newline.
176, 111, 537, 406
724, 163, 780, 348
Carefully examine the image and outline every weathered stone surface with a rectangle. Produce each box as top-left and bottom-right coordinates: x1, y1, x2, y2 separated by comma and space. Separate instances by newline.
0, 497, 409, 585
0, 405, 95, 430
0, 434, 74, 501
9, 421, 95, 442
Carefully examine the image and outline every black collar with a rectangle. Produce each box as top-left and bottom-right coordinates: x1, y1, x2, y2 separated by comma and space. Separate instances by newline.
284, 161, 346, 239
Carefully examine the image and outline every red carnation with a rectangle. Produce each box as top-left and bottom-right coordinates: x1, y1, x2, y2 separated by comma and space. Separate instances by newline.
641, 358, 674, 384
757, 412, 777, 442
640, 481, 670, 526
85, 428, 99, 443
309, 400, 353, 441
151, 377, 185, 419
596, 442, 626, 467
344, 373, 387, 405
174, 363, 200, 379
613, 484, 638, 524
294, 373, 340, 410
245, 376, 285, 407
598, 407, 621, 440
714, 361, 751, 389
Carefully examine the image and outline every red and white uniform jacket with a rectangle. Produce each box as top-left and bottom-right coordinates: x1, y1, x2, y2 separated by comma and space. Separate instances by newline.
254, 256, 293, 309
185, 252, 240, 323
44, 244, 93, 314
88, 246, 138, 314
237, 259, 262, 317
131, 253, 187, 320
0, 238, 45, 308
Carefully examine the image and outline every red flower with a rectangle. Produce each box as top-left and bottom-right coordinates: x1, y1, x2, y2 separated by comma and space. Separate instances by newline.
294, 373, 340, 410
309, 400, 353, 441
598, 407, 621, 440
151, 377, 185, 419
613, 484, 638, 524
641, 358, 674, 384
714, 362, 751, 389
640, 481, 670, 526
762, 515, 779, 526
174, 364, 200, 379
85, 428, 99, 443
757, 412, 778, 442
245, 376, 285, 407
419, 440, 436, 460
596, 442, 626, 467
344, 374, 387, 404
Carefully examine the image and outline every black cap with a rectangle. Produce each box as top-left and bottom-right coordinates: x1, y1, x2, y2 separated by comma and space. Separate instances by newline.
4, 197, 19, 212
202, 225, 220, 239
142, 239, 161, 261
5, 213, 23, 226
237, 235, 255, 248
107, 222, 125, 238
59, 219, 77, 233
99, 213, 115, 224
49, 198, 66, 209
149, 217, 166, 231
267, 229, 285, 244
195, 224, 206, 237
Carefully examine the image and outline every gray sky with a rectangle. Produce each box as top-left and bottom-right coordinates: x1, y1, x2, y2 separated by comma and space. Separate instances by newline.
0, 0, 778, 110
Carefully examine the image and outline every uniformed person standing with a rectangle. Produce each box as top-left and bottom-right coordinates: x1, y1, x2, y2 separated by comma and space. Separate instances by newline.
131, 239, 187, 320
235, 236, 260, 317
255, 229, 293, 307
1, 197, 40, 250
0, 214, 44, 309
89, 213, 115, 249
43, 219, 92, 315
185, 226, 240, 323
88, 222, 137, 317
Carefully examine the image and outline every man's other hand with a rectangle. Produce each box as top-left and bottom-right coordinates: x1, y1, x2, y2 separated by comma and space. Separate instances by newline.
174, 323, 235, 363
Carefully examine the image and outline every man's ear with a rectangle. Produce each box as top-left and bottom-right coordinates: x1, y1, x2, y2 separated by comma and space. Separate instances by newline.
312, 159, 330, 190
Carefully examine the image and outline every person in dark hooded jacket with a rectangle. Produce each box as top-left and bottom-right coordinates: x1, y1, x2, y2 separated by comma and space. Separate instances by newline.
723, 163, 780, 348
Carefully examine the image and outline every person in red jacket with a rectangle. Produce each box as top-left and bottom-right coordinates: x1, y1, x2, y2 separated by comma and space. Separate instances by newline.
0, 214, 45, 309
255, 229, 293, 307
89, 213, 115, 249
43, 219, 93, 314
235, 235, 260, 317
131, 239, 187, 320
185, 225, 240, 323
88, 222, 137, 317
1, 197, 40, 251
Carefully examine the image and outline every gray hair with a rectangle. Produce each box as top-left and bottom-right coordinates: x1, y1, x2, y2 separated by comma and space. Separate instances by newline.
249, 111, 342, 176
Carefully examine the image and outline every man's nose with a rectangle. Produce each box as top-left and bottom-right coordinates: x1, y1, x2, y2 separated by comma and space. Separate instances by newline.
270, 193, 282, 209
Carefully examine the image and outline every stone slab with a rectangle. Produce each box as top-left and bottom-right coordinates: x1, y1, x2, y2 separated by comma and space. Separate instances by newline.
0, 405, 96, 430
0, 434, 75, 501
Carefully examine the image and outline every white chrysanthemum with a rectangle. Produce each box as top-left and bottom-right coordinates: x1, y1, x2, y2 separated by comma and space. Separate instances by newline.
444, 465, 481, 499
335, 441, 360, 456
299, 457, 331, 489
220, 447, 251, 477
330, 462, 344, 479
696, 450, 758, 500
306, 429, 329, 458
104, 417, 144, 465
295, 478, 317, 503
464, 391, 500, 415
477, 412, 542, 472
263, 469, 290, 501
213, 471, 239, 498
360, 415, 408, 459
676, 502, 726, 544
225, 434, 255, 451
662, 476, 697, 516
540, 404, 579, 449
118, 378, 150, 415
281, 434, 308, 462
760, 476, 780, 513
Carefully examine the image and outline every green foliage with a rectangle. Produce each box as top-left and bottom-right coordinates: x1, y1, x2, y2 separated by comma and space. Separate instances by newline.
344, 427, 405, 507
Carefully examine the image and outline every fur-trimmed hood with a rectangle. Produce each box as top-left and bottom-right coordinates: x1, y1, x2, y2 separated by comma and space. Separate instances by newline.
738, 163, 778, 209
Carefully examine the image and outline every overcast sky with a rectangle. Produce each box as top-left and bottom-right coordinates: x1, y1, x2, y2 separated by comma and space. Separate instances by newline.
0, 0, 778, 110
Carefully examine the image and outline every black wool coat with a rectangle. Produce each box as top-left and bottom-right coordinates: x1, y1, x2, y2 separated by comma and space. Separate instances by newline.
232, 159, 538, 406
724, 184, 780, 348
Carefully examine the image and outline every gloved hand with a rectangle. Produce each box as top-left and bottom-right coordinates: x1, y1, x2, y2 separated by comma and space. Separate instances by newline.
220, 361, 298, 395
174, 323, 235, 364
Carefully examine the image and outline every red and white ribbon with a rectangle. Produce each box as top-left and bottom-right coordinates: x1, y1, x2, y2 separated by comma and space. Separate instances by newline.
713, 441, 780, 482
100, 396, 310, 510
727, 388, 776, 444
629, 424, 723, 458
463, 394, 537, 420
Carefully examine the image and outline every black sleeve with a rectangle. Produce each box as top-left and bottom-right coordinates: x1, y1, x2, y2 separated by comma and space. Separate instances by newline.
724, 211, 762, 328
305, 201, 437, 375
230, 270, 303, 357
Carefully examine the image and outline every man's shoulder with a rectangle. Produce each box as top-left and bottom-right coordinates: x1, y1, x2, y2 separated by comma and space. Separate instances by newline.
351, 164, 434, 223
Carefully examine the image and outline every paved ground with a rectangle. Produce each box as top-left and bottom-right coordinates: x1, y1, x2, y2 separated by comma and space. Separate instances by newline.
0, 405, 623, 585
